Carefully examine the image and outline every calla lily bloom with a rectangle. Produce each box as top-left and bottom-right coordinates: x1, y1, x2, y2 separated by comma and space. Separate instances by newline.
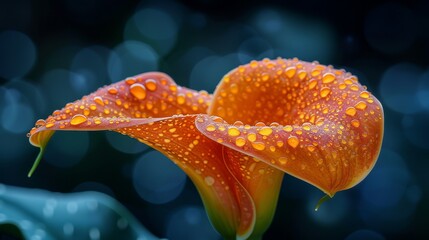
28, 58, 384, 239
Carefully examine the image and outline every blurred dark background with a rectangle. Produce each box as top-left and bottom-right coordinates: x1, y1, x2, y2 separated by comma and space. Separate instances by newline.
1, 0, 429, 239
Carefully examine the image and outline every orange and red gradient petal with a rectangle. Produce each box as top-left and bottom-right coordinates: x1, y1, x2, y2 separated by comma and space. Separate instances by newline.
29, 113, 256, 238
29, 71, 211, 146
28, 72, 211, 175
112, 115, 255, 239
198, 58, 384, 196
222, 148, 284, 239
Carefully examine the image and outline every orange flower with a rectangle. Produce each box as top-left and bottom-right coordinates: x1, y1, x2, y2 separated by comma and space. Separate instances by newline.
28, 58, 384, 239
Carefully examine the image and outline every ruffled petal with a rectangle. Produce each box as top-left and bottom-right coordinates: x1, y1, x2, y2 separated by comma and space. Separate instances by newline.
28, 72, 211, 172
197, 58, 384, 196
112, 115, 256, 239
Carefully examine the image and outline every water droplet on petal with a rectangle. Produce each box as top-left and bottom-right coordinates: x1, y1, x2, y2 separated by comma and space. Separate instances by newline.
360, 91, 370, 99
308, 79, 318, 90
108, 87, 118, 94
298, 70, 307, 80
287, 136, 299, 148
204, 176, 215, 186
230, 83, 238, 94
285, 67, 296, 78
251, 142, 266, 150
177, 93, 186, 104
258, 126, 273, 136
283, 125, 293, 132
322, 73, 335, 83
125, 77, 136, 85
70, 114, 87, 126
320, 87, 331, 98
351, 119, 360, 127
35, 119, 46, 127
227, 126, 240, 136
94, 118, 102, 125
93, 96, 104, 106
235, 137, 246, 147
345, 107, 357, 116
206, 124, 216, 132
247, 133, 257, 142
302, 122, 311, 131
355, 101, 367, 110
130, 83, 147, 100
278, 157, 288, 165
145, 79, 157, 91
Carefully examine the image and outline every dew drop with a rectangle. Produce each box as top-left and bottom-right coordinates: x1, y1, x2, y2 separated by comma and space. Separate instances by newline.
250, 60, 258, 68
145, 79, 157, 91
89, 104, 97, 110
94, 118, 102, 125
35, 119, 46, 127
355, 101, 367, 110
350, 84, 359, 91
177, 93, 186, 105
285, 67, 296, 78
311, 69, 321, 76
298, 70, 307, 80
235, 137, 246, 147
287, 136, 299, 148
351, 119, 360, 127
251, 142, 266, 151
45, 122, 55, 128
205, 176, 215, 186
278, 157, 288, 165
130, 83, 147, 100
258, 126, 273, 136
322, 73, 335, 83
261, 73, 270, 81
307, 145, 316, 152
308, 79, 318, 90
345, 107, 357, 116
227, 126, 240, 136
108, 87, 118, 94
125, 77, 136, 85
247, 133, 257, 142
70, 114, 87, 126
93, 96, 104, 106
338, 83, 347, 89
359, 91, 370, 99
320, 87, 331, 98
302, 122, 311, 131
230, 83, 239, 94
283, 125, 293, 132
206, 124, 216, 132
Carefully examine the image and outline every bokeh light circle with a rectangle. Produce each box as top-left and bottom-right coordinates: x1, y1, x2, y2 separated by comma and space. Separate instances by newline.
166, 206, 220, 240
379, 63, 422, 114
132, 151, 186, 204
358, 149, 419, 233
108, 41, 158, 82
345, 229, 385, 240
105, 131, 148, 154
44, 131, 90, 168
364, 3, 416, 54
0, 30, 36, 79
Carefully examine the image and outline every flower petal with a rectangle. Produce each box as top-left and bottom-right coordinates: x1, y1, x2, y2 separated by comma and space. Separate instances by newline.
222, 147, 284, 239
113, 115, 256, 239
197, 58, 384, 196
28, 72, 211, 174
